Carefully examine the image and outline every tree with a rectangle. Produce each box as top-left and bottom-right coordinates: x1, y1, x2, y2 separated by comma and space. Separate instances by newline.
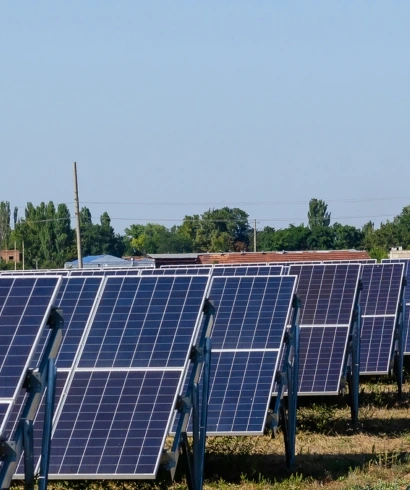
332, 223, 363, 249
308, 198, 331, 229
179, 207, 250, 252
0, 201, 11, 249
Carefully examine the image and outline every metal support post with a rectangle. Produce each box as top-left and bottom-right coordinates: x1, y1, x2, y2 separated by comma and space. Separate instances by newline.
266, 295, 300, 471
164, 300, 215, 490
349, 305, 361, 425
38, 358, 57, 490
395, 298, 405, 398
0, 308, 63, 490
199, 337, 211, 486
23, 420, 34, 490
284, 295, 300, 470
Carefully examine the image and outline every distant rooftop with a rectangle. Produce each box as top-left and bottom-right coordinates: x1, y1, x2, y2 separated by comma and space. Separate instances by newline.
65, 254, 135, 269
198, 250, 370, 265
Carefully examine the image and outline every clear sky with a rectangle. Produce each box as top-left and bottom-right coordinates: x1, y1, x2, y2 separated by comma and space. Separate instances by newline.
1, 1, 409, 234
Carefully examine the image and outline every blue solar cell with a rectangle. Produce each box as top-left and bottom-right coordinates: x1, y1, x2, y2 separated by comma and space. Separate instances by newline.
209, 276, 296, 350
360, 317, 395, 374
214, 262, 268, 268
70, 269, 141, 276
404, 306, 410, 355
207, 351, 278, 434
288, 264, 361, 325
382, 259, 410, 354
193, 275, 297, 435
212, 266, 283, 276
360, 264, 403, 316
0, 403, 9, 420
7, 372, 70, 476
0, 277, 61, 400
32, 277, 103, 368
79, 276, 209, 369
49, 370, 180, 478
141, 268, 211, 275
359, 263, 404, 374
0, 276, 61, 437
298, 326, 349, 394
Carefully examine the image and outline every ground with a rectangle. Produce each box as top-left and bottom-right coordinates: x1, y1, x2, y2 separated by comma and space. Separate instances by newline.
10, 377, 410, 490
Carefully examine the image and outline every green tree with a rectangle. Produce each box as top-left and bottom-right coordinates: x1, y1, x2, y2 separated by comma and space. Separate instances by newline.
332, 223, 363, 249
179, 207, 250, 252
0, 201, 11, 249
257, 224, 311, 251
308, 198, 331, 229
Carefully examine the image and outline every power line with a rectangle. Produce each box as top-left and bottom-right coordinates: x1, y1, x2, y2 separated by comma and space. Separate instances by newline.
15, 212, 399, 226
80, 196, 410, 207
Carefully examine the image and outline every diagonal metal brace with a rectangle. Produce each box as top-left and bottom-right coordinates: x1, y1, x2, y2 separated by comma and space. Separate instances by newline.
0, 441, 16, 462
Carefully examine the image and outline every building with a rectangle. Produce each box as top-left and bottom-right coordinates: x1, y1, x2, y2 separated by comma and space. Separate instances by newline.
0, 249, 20, 264
146, 250, 371, 267
389, 247, 410, 259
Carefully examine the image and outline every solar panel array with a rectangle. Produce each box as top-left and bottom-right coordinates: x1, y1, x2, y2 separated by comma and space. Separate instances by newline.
359, 263, 404, 374
47, 275, 210, 479
382, 259, 410, 354
0, 276, 62, 436
1, 256, 405, 482
287, 264, 361, 395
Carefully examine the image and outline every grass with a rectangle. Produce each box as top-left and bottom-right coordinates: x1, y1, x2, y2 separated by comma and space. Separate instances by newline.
10, 379, 410, 490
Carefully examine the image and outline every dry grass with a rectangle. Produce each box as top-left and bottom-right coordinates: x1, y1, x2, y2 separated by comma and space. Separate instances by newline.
10, 379, 410, 490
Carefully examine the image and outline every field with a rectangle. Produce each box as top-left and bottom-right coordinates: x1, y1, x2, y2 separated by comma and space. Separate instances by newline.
11, 376, 410, 490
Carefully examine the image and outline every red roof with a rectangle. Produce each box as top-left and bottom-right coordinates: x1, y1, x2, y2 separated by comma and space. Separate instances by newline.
198, 250, 370, 265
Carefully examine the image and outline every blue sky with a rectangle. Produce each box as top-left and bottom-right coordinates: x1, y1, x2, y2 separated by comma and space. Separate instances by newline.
1, 1, 409, 233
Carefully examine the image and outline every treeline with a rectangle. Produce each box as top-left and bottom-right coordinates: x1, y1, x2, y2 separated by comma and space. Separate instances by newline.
0, 198, 409, 269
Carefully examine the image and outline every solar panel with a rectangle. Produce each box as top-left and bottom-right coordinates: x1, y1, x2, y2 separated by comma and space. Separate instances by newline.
10, 277, 104, 477
0, 276, 62, 436
204, 275, 297, 434
212, 265, 283, 276
160, 264, 210, 268
32, 276, 104, 368
382, 259, 410, 354
48, 275, 210, 479
213, 262, 268, 268
287, 264, 361, 395
141, 267, 211, 276
69, 269, 141, 276
359, 263, 404, 374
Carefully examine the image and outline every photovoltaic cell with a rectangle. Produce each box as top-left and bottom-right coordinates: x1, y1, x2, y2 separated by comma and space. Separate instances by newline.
213, 262, 268, 268
212, 265, 283, 276
69, 269, 141, 277
10, 372, 70, 476
359, 263, 404, 374
360, 264, 403, 316
204, 275, 297, 435
207, 350, 278, 433
360, 317, 396, 373
141, 268, 211, 276
298, 326, 349, 393
382, 259, 410, 354
32, 277, 103, 368
210, 276, 295, 350
49, 370, 181, 478
288, 264, 360, 326
0, 276, 61, 435
287, 264, 361, 395
48, 275, 210, 479
79, 275, 209, 369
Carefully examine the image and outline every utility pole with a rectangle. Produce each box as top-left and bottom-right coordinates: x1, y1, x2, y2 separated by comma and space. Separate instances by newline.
254, 219, 257, 252
73, 162, 83, 268
22, 241, 25, 270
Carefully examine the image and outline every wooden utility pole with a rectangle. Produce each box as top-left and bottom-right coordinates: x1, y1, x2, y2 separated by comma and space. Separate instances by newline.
73, 162, 83, 268
254, 219, 257, 252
